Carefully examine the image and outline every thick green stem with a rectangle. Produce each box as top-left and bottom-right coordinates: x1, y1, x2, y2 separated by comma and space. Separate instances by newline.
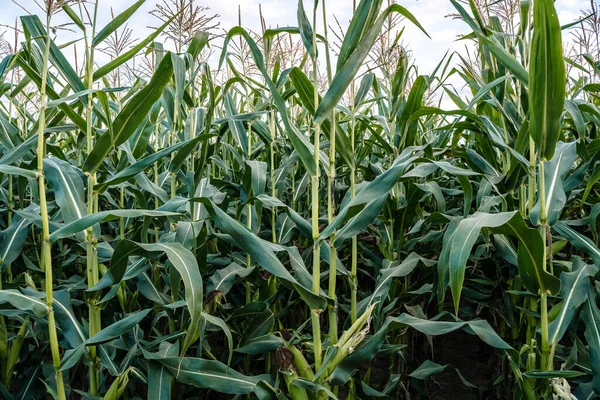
246, 123, 253, 305
270, 111, 277, 244
540, 291, 550, 370
82, 2, 101, 392
322, 0, 338, 345
7, 175, 12, 226
350, 112, 357, 324
0, 173, 13, 368
189, 104, 196, 174
119, 187, 125, 239
39, 12, 66, 399
311, 127, 322, 369
528, 137, 536, 214
538, 160, 550, 371
519, 184, 527, 217
311, 3, 322, 372
539, 161, 547, 224
154, 123, 160, 242
170, 105, 178, 202
540, 226, 552, 371
266, 111, 279, 343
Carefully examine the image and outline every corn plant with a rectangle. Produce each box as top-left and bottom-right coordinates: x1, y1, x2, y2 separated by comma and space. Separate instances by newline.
0, 0, 599, 399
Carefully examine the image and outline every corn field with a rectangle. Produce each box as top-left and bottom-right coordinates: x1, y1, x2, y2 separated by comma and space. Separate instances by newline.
0, 0, 599, 398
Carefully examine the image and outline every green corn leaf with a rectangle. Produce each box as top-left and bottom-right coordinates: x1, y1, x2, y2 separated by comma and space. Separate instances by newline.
235, 335, 284, 355
580, 164, 600, 208
582, 286, 600, 394
187, 31, 209, 61
143, 350, 263, 395
103, 369, 131, 400
92, 0, 146, 47
174, 221, 202, 250
315, 4, 429, 124
319, 148, 423, 241
53, 291, 88, 348
333, 193, 389, 246
206, 262, 255, 296
0, 289, 49, 316
337, 0, 384, 70
321, 157, 474, 245
528, 0, 566, 160
397, 75, 428, 148
239, 310, 274, 347
291, 379, 337, 399
315, 1, 427, 124
86, 309, 151, 345
59, 344, 87, 372
46, 87, 126, 110
409, 360, 476, 388
202, 312, 233, 366
14, 52, 87, 131
554, 222, 600, 265
297, 0, 315, 58
110, 241, 202, 356
0, 134, 34, 165
548, 258, 597, 345
55, 297, 120, 375
21, 15, 86, 93
0, 114, 21, 148
246, 160, 268, 197
172, 53, 186, 104
0, 55, 12, 80
330, 313, 512, 385
49, 210, 181, 242
480, 36, 529, 85
445, 212, 514, 313
437, 217, 460, 304
84, 53, 174, 173
93, 13, 178, 81
458, 175, 473, 217
288, 67, 354, 168
357, 253, 425, 315
0, 205, 34, 269
531, 141, 577, 226
449, 1, 528, 84
485, 213, 561, 296
129, 117, 154, 159
148, 342, 178, 400
443, 212, 560, 314
564, 100, 586, 138
93, 133, 214, 192
61, 4, 85, 31
466, 76, 509, 109
43, 158, 91, 241
195, 198, 328, 310
354, 73, 375, 109
220, 27, 317, 176
224, 92, 248, 155
119, 62, 170, 137
523, 370, 587, 379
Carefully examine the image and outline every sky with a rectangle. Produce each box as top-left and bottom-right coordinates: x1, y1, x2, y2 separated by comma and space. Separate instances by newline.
0, 0, 593, 83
